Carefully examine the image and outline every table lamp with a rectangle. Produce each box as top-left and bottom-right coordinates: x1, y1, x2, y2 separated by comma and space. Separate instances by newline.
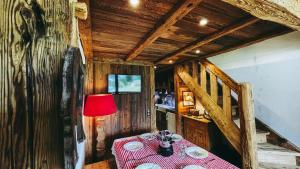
84, 94, 117, 158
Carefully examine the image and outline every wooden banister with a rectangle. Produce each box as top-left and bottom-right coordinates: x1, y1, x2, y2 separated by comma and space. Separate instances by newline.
200, 59, 240, 93
176, 66, 241, 153
222, 83, 232, 119
210, 73, 218, 103
176, 60, 257, 168
200, 63, 207, 92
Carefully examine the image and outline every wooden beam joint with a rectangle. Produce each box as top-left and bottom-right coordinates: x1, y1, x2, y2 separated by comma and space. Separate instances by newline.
155, 17, 259, 64
74, 2, 88, 20
222, 0, 300, 31
126, 0, 203, 61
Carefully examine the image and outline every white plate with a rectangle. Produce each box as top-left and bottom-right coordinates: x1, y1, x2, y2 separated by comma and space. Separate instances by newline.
139, 133, 156, 140
135, 163, 161, 169
183, 165, 205, 169
123, 141, 143, 151
171, 134, 182, 142
185, 146, 209, 159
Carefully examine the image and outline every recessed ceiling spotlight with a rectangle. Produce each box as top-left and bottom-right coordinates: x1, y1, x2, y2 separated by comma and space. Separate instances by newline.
129, 0, 140, 8
199, 18, 208, 26
195, 49, 201, 54
168, 60, 173, 64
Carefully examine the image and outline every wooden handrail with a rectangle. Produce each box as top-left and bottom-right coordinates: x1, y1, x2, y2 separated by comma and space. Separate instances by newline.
200, 59, 240, 94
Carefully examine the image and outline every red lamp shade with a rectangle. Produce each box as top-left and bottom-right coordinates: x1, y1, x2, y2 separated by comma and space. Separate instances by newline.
84, 94, 117, 117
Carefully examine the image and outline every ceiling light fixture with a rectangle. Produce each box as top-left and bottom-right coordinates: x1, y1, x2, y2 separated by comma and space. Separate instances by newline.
168, 60, 173, 64
129, 0, 140, 8
199, 18, 208, 26
195, 49, 201, 54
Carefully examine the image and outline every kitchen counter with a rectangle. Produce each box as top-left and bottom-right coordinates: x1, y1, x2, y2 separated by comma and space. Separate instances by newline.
181, 114, 211, 123
155, 104, 175, 112
155, 104, 176, 132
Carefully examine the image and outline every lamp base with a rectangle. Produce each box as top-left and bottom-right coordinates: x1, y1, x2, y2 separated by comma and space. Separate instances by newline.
95, 117, 106, 158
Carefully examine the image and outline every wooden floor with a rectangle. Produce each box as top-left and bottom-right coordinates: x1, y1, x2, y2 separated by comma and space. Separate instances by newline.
84, 159, 117, 169
108, 158, 118, 169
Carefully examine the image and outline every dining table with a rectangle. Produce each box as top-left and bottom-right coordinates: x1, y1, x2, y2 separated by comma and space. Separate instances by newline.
111, 133, 239, 169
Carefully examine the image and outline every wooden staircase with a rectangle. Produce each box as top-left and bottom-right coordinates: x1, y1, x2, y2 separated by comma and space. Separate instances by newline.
175, 59, 300, 169
234, 118, 300, 168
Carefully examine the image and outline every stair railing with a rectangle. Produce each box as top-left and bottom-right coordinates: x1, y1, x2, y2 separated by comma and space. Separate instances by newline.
176, 59, 258, 169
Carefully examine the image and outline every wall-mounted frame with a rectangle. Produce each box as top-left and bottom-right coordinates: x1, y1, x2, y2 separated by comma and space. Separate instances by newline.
182, 91, 195, 106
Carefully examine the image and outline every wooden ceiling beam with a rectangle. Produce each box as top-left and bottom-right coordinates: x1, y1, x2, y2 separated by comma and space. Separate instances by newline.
222, 0, 300, 31
172, 28, 293, 66
155, 17, 260, 64
126, 0, 203, 61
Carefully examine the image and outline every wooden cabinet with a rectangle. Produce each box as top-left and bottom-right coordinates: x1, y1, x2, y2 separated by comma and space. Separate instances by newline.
183, 116, 220, 151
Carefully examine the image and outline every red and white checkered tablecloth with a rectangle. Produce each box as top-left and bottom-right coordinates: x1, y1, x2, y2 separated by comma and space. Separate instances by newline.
112, 135, 239, 169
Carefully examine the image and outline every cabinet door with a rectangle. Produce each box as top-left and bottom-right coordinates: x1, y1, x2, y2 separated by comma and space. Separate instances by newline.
167, 112, 176, 133
184, 118, 208, 149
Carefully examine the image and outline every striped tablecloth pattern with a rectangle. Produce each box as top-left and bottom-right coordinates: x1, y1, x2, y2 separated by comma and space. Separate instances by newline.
112, 135, 239, 169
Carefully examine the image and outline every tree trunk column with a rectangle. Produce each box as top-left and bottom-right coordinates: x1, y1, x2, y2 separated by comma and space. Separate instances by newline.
95, 117, 106, 158
239, 83, 258, 169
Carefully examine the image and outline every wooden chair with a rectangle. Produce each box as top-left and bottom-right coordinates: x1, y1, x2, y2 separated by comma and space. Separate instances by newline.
84, 160, 110, 169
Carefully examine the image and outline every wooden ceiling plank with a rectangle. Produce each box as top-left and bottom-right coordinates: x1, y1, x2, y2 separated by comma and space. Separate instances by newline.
94, 0, 177, 22
155, 17, 260, 64
126, 0, 203, 61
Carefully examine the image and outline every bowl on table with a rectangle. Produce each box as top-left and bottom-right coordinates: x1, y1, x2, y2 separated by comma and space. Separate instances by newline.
139, 133, 156, 141
123, 141, 144, 151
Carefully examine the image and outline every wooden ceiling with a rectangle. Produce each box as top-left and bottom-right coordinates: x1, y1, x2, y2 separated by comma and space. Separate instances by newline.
90, 0, 292, 65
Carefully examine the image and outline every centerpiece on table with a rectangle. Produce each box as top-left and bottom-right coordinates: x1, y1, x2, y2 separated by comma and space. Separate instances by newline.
156, 130, 174, 157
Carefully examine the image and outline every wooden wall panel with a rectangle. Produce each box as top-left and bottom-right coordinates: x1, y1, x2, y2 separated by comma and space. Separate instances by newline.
84, 60, 95, 163
85, 62, 155, 162
0, 0, 70, 168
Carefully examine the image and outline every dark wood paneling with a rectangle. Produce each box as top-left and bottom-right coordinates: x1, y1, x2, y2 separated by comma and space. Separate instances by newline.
0, 0, 70, 168
84, 61, 155, 162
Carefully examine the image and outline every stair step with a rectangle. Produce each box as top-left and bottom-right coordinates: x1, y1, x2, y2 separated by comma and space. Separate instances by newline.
258, 143, 300, 166
256, 129, 270, 144
259, 162, 300, 169
231, 105, 238, 117
233, 118, 269, 143
233, 118, 240, 127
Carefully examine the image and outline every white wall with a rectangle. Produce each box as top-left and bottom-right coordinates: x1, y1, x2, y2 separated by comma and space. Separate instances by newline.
209, 31, 300, 147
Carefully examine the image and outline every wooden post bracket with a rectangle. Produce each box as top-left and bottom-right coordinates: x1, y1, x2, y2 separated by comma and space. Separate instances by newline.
73, 2, 88, 20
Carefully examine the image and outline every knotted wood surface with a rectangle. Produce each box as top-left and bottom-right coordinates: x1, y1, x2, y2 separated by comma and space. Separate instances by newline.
0, 0, 70, 168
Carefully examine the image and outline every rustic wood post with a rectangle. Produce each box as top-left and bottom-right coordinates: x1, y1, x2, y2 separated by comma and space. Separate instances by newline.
150, 66, 156, 132
239, 83, 258, 169
74, 2, 88, 20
